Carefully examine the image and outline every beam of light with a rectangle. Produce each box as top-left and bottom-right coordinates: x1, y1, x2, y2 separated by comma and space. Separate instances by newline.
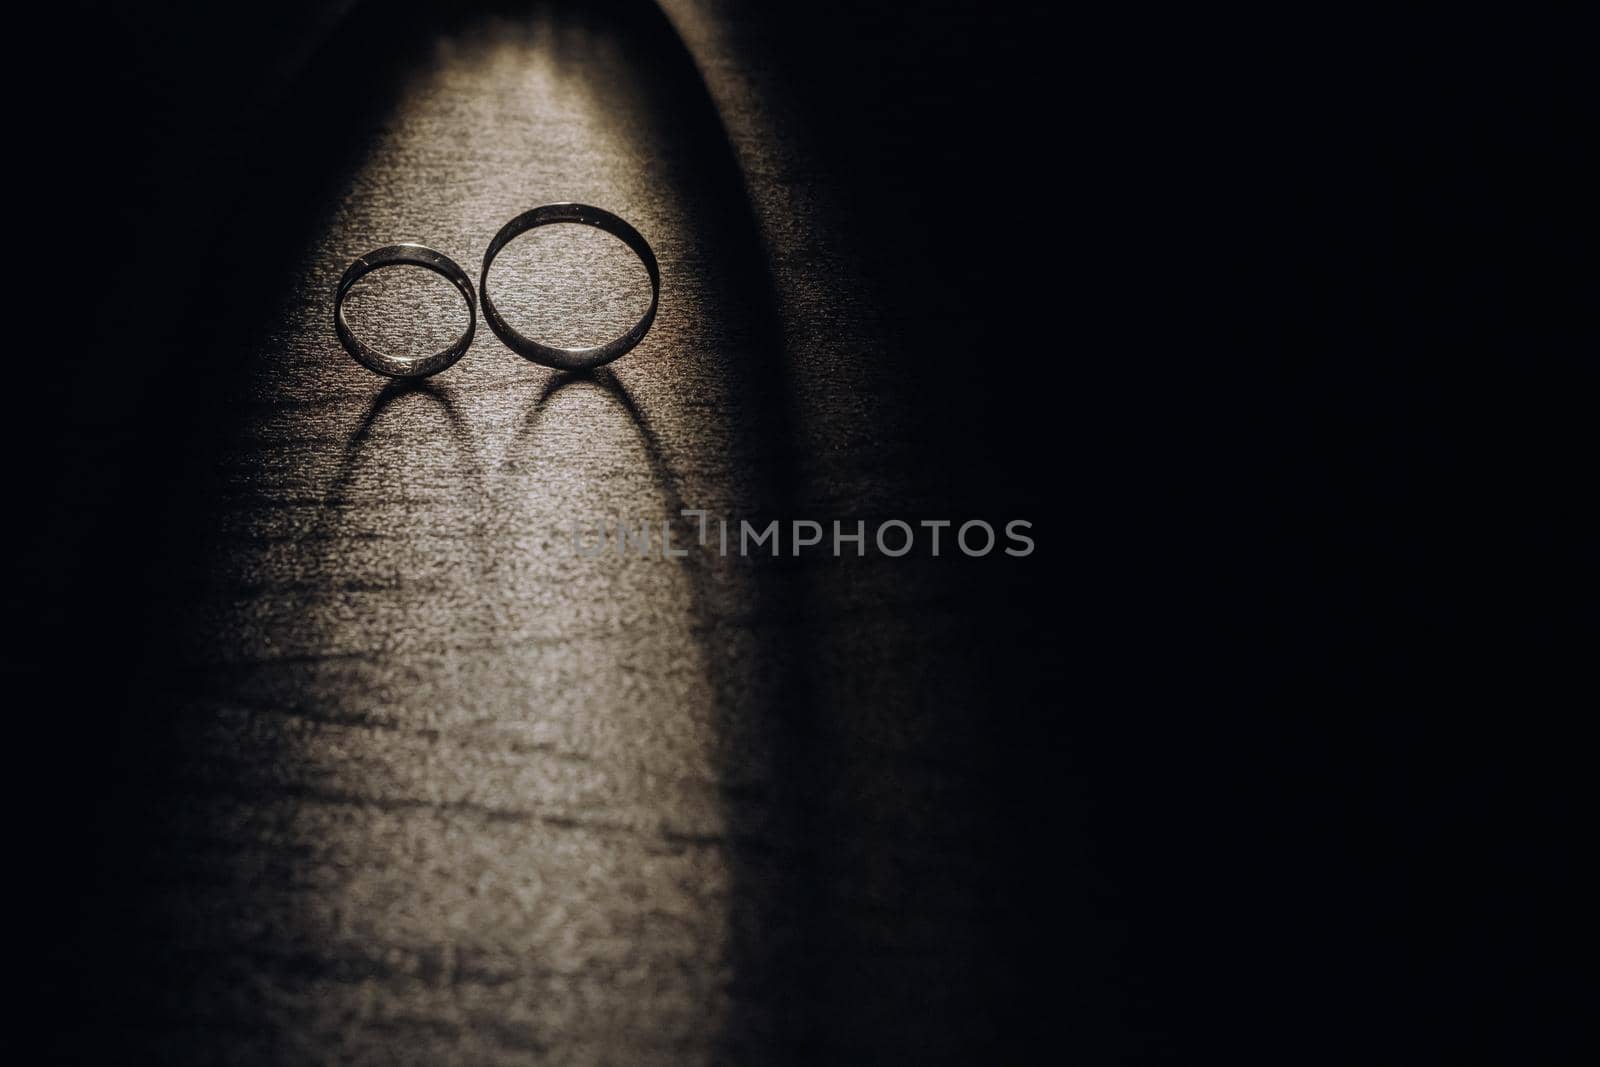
163, 5, 784, 1061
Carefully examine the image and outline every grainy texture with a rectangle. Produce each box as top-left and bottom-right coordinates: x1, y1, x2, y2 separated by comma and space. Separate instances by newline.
18, 3, 1586, 1064
107, 2, 1019, 1064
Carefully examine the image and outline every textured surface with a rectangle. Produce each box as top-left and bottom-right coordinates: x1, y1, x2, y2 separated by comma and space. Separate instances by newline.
14, 3, 1589, 1064
107, 2, 1021, 1063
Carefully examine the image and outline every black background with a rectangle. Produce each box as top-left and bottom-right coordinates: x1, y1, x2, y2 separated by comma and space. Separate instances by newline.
8, 1, 1586, 1062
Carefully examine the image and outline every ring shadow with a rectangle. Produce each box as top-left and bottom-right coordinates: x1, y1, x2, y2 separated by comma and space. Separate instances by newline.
329, 379, 484, 512
520, 369, 669, 500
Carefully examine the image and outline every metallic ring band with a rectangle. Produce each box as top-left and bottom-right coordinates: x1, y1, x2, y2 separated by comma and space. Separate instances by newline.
479, 203, 661, 371
334, 244, 477, 378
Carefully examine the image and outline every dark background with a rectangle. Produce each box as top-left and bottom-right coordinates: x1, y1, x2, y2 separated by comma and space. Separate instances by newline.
8, 0, 1586, 1062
